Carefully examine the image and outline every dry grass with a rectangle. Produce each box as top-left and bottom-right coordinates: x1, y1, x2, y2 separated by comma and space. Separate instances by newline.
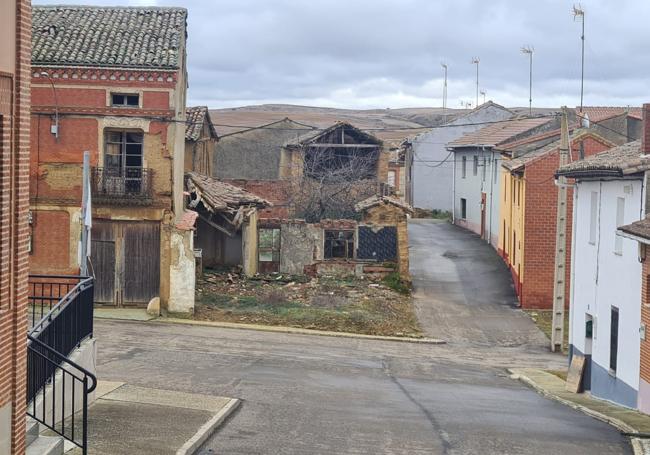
195, 270, 422, 337
525, 309, 570, 353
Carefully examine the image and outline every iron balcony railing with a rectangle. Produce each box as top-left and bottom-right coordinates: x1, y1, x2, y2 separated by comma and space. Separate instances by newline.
27, 275, 96, 455
91, 166, 153, 204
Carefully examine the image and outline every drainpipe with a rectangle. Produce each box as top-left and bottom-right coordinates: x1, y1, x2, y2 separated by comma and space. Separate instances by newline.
452, 148, 456, 224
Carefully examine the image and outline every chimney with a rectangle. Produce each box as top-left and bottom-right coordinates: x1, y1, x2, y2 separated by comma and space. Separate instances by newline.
641, 103, 650, 155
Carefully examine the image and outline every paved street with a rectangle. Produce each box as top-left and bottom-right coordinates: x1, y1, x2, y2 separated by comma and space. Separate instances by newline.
94, 220, 632, 454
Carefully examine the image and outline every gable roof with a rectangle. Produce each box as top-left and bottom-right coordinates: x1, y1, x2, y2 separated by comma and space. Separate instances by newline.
355, 195, 413, 214
556, 140, 646, 178
185, 172, 270, 212
618, 218, 650, 242
32, 6, 187, 69
580, 106, 642, 122
449, 100, 514, 124
284, 121, 382, 148
186, 106, 218, 142
448, 117, 553, 149
503, 130, 615, 173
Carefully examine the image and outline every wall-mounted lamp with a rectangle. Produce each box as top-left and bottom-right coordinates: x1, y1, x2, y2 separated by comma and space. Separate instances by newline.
40, 71, 59, 140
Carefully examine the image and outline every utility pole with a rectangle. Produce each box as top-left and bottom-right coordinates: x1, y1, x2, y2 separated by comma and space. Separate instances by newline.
471, 57, 480, 108
573, 5, 585, 113
441, 63, 448, 123
521, 46, 534, 116
551, 108, 570, 352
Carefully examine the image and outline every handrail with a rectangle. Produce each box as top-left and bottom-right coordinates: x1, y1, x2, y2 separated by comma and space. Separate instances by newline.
27, 335, 97, 394
29, 276, 93, 336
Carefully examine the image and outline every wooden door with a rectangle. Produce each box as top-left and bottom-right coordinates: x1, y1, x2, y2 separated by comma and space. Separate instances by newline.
122, 222, 160, 306
89, 220, 160, 307
480, 192, 487, 239
91, 221, 117, 305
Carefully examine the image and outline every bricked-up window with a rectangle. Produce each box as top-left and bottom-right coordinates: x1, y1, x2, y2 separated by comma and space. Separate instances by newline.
462, 156, 467, 178
482, 157, 486, 181
324, 230, 354, 259
111, 93, 139, 107
258, 228, 280, 262
460, 198, 467, 219
589, 191, 599, 245
614, 197, 625, 255
473, 155, 478, 176
610, 306, 619, 372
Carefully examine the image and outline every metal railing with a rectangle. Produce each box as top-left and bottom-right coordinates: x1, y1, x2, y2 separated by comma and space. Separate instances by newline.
91, 166, 153, 203
27, 275, 95, 454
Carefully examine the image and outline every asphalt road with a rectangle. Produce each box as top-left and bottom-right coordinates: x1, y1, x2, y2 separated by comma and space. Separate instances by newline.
94, 220, 632, 454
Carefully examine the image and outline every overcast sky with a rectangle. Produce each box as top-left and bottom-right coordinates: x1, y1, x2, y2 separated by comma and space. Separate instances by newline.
33, 0, 650, 110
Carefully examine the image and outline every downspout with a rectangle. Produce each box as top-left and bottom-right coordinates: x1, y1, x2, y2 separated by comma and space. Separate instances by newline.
452, 148, 456, 224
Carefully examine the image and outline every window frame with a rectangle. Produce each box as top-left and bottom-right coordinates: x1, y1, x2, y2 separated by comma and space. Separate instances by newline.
462, 156, 467, 179
324, 229, 355, 260
589, 191, 599, 245
111, 92, 140, 108
258, 227, 281, 263
610, 306, 619, 373
104, 129, 144, 173
460, 198, 467, 219
614, 196, 625, 255
473, 155, 479, 176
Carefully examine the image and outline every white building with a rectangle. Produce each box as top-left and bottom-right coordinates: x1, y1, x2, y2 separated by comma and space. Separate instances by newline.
411, 102, 513, 212
448, 117, 554, 248
558, 140, 645, 409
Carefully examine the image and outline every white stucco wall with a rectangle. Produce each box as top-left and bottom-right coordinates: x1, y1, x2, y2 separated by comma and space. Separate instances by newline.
168, 229, 196, 314
411, 104, 513, 211
452, 148, 502, 248
570, 178, 644, 404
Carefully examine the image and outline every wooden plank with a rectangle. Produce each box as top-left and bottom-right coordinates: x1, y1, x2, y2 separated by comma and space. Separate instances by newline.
90, 239, 116, 305
122, 222, 160, 305
566, 354, 586, 393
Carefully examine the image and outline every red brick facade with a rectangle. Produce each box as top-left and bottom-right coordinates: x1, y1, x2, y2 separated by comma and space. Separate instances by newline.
519, 135, 612, 308
641, 258, 650, 387
0, 1, 31, 453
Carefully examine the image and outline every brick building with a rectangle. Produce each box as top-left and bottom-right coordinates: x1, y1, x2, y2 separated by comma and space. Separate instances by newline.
498, 129, 614, 308
0, 1, 31, 453
29, 6, 195, 314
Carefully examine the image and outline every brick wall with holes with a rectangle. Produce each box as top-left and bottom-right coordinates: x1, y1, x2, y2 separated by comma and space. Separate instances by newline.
520, 136, 612, 309
0, 1, 31, 453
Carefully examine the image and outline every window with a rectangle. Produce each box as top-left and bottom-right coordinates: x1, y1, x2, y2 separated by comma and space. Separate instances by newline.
111, 93, 139, 107
482, 157, 487, 181
462, 156, 467, 178
387, 170, 396, 188
473, 155, 479, 176
105, 130, 143, 171
589, 191, 598, 245
494, 157, 498, 183
614, 197, 625, 255
460, 198, 467, 219
324, 230, 354, 259
258, 228, 280, 263
610, 306, 619, 373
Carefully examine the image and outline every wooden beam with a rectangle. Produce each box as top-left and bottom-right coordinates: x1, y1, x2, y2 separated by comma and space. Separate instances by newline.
198, 212, 235, 237
306, 144, 379, 148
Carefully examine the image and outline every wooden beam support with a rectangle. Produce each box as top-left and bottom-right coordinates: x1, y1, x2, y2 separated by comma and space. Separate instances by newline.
198, 212, 236, 237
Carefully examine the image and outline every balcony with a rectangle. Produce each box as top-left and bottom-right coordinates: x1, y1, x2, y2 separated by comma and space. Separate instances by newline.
91, 167, 153, 205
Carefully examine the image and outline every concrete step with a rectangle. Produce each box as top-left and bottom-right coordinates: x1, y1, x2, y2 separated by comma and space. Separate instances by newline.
25, 417, 40, 446
25, 435, 64, 455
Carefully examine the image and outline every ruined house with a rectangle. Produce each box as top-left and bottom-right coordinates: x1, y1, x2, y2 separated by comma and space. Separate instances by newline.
185, 105, 218, 175
185, 172, 270, 276
29, 6, 196, 314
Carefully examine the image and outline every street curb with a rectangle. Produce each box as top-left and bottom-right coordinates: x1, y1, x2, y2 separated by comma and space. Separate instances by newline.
176, 398, 241, 455
155, 317, 447, 345
508, 369, 646, 455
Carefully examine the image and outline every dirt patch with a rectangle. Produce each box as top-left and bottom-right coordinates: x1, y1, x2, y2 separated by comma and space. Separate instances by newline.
195, 269, 422, 337
525, 310, 570, 353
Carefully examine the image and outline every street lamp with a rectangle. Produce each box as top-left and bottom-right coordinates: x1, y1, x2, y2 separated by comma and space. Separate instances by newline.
521, 46, 534, 116
573, 4, 585, 113
441, 62, 448, 123
480, 90, 486, 105
471, 57, 480, 108
40, 71, 59, 141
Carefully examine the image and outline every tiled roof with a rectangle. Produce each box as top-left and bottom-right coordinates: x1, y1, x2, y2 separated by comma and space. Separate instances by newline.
619, 218, 650, 242
284, 121, 382, 147
185, 172, 270, 213
556, 140, 646, 177
448, 117, 553, 148
175, 210, 198, 231
32, 6, 187, 69
186, 106, 218, 142
355, 195, 413, 214
502, 130, 614, 173
580, 106, 642, 122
